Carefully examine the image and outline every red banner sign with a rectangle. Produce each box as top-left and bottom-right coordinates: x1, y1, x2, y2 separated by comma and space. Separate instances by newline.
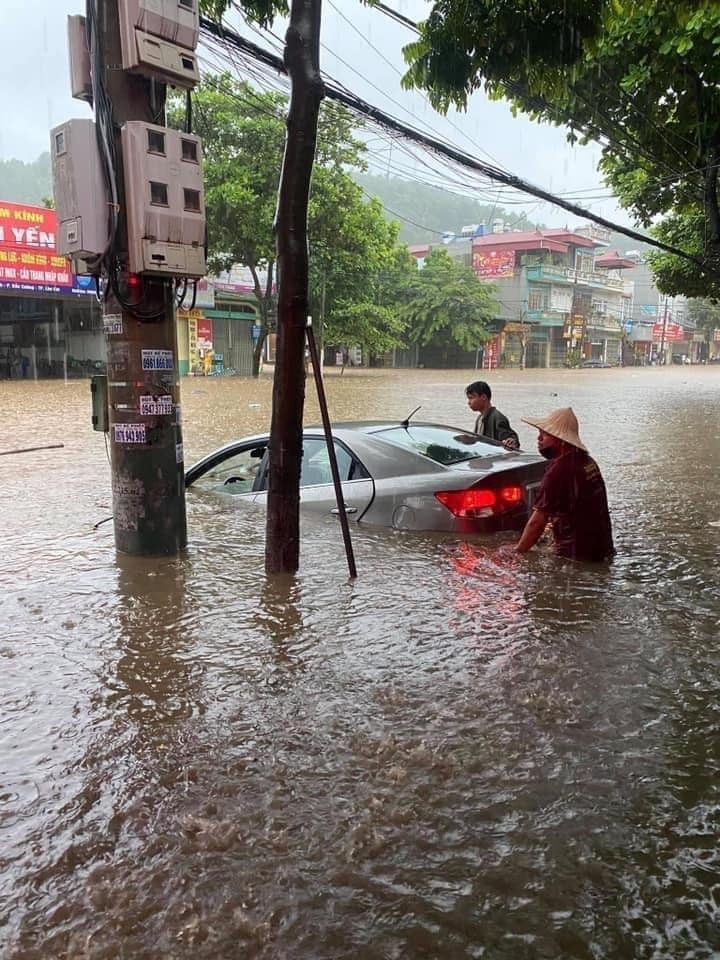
0, 200, 91, 295
651, 321, 684, 342
472, 249, 515, 279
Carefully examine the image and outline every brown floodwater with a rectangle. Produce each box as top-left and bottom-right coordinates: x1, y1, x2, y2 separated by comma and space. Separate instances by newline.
1, 366, 719, 959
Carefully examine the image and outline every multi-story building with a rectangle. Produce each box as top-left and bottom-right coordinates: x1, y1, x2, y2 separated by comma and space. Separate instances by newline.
0, 198, 259, 380
410, 223, 635, 368
623, 258, 704, 363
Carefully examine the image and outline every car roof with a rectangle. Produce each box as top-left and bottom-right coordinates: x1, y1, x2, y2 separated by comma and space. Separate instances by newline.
307, 420, 484, 437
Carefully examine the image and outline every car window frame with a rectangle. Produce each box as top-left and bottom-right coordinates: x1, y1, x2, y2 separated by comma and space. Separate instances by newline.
255, 435, 370, 490
185, 438, 269, 489
373, 425, 513, 465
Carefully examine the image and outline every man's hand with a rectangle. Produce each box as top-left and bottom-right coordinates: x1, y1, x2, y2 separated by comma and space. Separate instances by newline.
515, 508, 548, 553
502, 437, 519, 450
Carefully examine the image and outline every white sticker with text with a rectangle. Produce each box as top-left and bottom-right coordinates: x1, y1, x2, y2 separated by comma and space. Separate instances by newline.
103, 314, 123, 336
113, 423, 147, 444
139, 394, 173, 416
141, 349, 174, 371
176, 443, 184, 464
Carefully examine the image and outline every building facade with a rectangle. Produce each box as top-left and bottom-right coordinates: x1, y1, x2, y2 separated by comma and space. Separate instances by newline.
410, 224, 634, 369
0, 199, 259, 380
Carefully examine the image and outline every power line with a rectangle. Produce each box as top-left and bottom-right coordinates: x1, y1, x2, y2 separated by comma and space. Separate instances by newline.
371, 2, 699, 187
197, 15, 708, 275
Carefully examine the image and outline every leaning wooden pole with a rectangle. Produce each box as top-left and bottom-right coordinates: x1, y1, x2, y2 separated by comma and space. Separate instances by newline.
265, 0, 324, 574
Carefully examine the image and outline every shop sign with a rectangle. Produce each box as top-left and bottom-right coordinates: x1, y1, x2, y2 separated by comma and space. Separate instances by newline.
0, 200, 92, 295
472, 249, 515, 278
651, 321, 684, 341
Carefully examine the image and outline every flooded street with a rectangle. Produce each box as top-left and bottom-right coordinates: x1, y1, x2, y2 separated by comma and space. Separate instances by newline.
1, 366, 720, 958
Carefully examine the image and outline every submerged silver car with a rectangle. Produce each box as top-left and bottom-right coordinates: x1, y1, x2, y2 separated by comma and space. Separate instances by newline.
185, 421, 547, 533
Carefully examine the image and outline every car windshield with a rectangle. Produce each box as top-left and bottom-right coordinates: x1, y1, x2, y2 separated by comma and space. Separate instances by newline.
376, 426, 513, 465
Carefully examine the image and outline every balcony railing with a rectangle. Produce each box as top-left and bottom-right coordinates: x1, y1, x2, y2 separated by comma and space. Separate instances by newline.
526, 264, 625, 291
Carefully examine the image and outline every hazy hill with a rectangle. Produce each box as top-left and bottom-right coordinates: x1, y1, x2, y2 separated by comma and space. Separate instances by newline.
0, 152, 649, 259
353, 171, 543, 244
0, 153, 52, 206
355, 171, 651, 257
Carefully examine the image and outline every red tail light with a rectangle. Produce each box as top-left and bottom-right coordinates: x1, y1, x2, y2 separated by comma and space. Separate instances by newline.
499, 485, 523, 505
434, 488, 496, 517
434, 485, 525, 518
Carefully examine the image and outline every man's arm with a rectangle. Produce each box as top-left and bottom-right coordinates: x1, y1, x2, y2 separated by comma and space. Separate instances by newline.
515, 508, 548, 553
495, 413, 520, 449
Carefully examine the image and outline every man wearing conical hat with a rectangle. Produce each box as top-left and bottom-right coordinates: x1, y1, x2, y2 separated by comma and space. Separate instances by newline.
514, 407, 614, 562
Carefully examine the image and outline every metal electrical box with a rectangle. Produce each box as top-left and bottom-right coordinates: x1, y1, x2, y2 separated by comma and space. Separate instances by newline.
51, 118, 110, 265
122, 121, 206, 277
118, 0, 200, 87
91, 375, 109, 432
67, 15, 92, 102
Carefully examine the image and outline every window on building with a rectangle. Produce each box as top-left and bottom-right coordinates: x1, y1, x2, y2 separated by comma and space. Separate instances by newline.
575, 251, 594, 273
528, 289, 548, 311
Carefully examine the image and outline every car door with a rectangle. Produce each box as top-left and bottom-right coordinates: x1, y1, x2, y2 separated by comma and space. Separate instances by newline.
185, 439, 269, 501
254, 436, 374, 521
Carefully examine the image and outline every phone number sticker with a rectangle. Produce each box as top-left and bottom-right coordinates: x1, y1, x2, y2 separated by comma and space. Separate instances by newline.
141, 349, 174, 371
113, 423, 147, 444
139, 394, 173, 416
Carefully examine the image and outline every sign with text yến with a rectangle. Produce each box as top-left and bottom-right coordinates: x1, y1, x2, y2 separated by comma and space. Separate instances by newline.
0, 199, 90, 295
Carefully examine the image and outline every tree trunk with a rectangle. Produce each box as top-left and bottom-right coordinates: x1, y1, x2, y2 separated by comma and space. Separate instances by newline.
265, 0, 324, 574
252, 332, 266, 377
249, 262, 275, 378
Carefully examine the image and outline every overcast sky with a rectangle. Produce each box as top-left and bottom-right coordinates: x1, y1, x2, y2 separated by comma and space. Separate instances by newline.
0, 0, 632, 230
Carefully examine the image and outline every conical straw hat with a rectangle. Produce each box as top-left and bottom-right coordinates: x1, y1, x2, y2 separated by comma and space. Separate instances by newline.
521, 407, 588, 452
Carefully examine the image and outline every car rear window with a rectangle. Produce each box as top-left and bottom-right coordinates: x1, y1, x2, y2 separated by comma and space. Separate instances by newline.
376, 426, 513, 465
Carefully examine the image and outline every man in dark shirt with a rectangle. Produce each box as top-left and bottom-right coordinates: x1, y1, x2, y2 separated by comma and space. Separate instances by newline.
465, 380, 519, 449
514, 407, 614, 562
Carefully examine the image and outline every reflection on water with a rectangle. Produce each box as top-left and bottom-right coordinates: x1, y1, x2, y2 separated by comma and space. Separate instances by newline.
1, 367, 720, 958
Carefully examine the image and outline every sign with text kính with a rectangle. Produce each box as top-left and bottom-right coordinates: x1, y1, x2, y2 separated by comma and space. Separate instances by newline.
0, 200, 91, 296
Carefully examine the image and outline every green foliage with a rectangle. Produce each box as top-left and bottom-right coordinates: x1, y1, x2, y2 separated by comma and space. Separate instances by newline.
402, 1, 720, 297
198, 0, 286, 27
0, 153, 52, 205
648, 206, 720, 299
399, 248, 496, 350
169, 74, 408, 366
323, 243, 417, 356
687, 297, 720, 346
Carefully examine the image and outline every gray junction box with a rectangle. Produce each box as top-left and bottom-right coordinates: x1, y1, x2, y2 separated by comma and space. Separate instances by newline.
122, 121, 206, 277
51, 118, 110, 265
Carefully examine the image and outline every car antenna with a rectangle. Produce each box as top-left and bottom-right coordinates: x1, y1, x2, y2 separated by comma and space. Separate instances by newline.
400, 405, 422, 429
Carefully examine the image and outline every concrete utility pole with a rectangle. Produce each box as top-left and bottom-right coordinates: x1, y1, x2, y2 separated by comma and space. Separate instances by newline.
98, 0, 186, 555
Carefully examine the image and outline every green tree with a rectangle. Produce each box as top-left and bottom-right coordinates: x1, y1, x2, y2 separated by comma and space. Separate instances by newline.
399, 247, 497, 350
402, 1, 720, 297
687, 297, 720, 359
322, 243, 417, 361
172, 75, 400, 375
309, 175, 413, 358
